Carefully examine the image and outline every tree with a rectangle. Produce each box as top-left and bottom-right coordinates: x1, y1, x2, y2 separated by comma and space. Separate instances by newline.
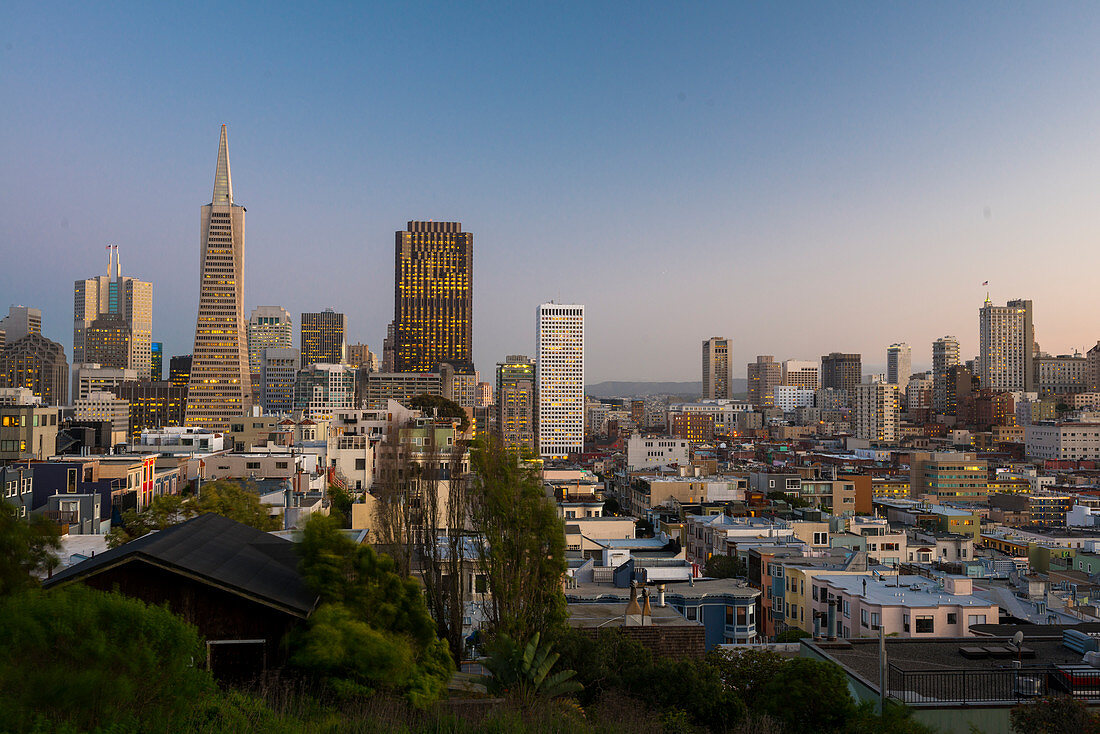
0, 499, 60, 596
327, 483, 352, 528
775, 628, 811, 643
0, 585, 214, 732
1011, 695, 1100, 734
706, 648, 787, 702
408, 393, 470, 432
704, 553, 746, 578
291, 514, 454, 707
483, 632, 582, 705
468, 438, 567, 642
757, 657, 855, 732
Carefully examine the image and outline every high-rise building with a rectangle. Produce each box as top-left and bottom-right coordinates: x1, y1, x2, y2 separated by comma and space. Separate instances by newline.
301, 309, 346, 367
821, 353, 862, 402
702, 337, 732, 399
476, 381, 494, 407
0, 334, 68, 406
381, 321, 396, 373
393, 221, 473, 373
886, 343, 912, 392
71, 364, 139, 401
0, 306, 42, 344
293, 363, 356, 420
781, 360, 819, 390
932, 336, 960, 414
441, 363, 479, 409
747, 355, 781, 406
169, 355, 192, 390
358, 371, 442, 410
115, 380, 187, 439
496, 355, 535, 451
247, 306, 293, 374
260, 347, 300, 414
185, 126, 253, 429
346, 343, 378, 372
151, 342, 162, 381
537, 303, 584, 460
73, 247, 153, 378
83, 313, 132, 369
978, 298, 1034, 392
1034, 353, 1088, 398
1088, 342, 1100, 392
854, 383, 899, 443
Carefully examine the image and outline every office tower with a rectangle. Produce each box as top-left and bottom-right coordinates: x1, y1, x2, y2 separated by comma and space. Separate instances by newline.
83, 313, 132, 369
476, 381, 493, 407
393, 221, 473, 373
496, 355, 535, 451
701, 337, 733, 399
115, 380, 187, 439
1034, 353, 1088, 397
1089, 342, 1100, 392
781, 360, 819, 390
886, 343, 912, 392
169, 355, 192, 390
301, 309, 346, 367
381, 321, 395, 373
0, 334, 68, 406
821, 352, 862, 403
359, 371, 443, 410
441, 363, 479, 408
151, 342, 162, 381
71, 364, 139, 401
259, 347, 300, 414
185, 126, 253, 429
293, 363, 356, 420
932, 336, 960, 414
746, 355, 781, 406
537, 303, 584, 460
978, 297, 1034, 392
854, 383, 899, 443
910, 452, 987, 503
946, 364, 975, 418
0, 306, 42, 343
73, 247, 153, 378
346, 343, 377, 372
0, 330, 4, 351
247, 306, 293, 374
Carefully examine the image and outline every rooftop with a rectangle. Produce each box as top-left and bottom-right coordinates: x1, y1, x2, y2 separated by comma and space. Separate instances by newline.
816, 573, 994, 608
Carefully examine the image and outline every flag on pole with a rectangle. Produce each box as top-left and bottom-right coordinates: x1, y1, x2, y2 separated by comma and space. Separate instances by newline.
982, 281, 988, 286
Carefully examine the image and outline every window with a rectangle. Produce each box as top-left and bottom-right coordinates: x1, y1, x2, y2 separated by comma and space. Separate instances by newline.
736, 606, 747, 625
475, 575, 487, 593
947, 612, 957, 625
967, 614, 987, 627
861, 609, 869, 627
246, 462, 260, 470
843, 600, 851, 618
276, 461, 289, 469
903, 614, 910, 632
812, 586, 819, 601
686, 606, 697, 621
870, 612, 880, 630
813, 532, 828, 545
915, 616, 934, 633
725, 605, 734, 626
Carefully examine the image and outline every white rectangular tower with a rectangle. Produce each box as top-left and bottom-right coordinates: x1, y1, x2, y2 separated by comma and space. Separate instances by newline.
537, 303, 584, 460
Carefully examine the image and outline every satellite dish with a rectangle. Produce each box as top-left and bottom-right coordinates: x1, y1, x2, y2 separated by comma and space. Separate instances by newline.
1013, 631, 1024, 648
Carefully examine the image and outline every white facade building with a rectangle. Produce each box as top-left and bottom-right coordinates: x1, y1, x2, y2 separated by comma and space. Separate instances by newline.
1026, 422, 1100, 461
71, 363, 140, 402
782, 360, 819, 390
537, 303, 584, 459
73, 390, 130, 444
773, 385, 816, 412
627, 435, 690, 470
979, 298, 1034, 392
248, 306, 293, 375
886, 343, 912, 392
854, 383, 899, 443
293, 363, 356, 421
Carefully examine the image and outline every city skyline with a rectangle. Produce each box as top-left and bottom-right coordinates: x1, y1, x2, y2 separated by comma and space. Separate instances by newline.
6, 4, 1100, 381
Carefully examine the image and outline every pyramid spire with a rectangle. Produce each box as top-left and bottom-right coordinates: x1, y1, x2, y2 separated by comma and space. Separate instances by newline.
212, 124, 233, 205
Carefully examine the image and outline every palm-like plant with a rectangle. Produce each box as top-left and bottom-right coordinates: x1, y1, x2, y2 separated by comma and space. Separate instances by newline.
484, 632, 583, 704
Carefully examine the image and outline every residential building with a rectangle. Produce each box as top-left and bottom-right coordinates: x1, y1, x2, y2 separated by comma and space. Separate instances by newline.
185, 126, 252, 429
359, 371, 443, 410
747, 355, 781, 406
773, 385, 816, 413
1089, 341, 1100, 391
169, 355, 191, 389
114, 381, 187, 439
978, 297, 1034, 391
537, 303, 584, 460
1035, 353, 1088, 397
259, 347, 300, 414
821, 352, 861, 403
0, 306, 42, 343
393, 221, 473, 373
626, 435, 690, 470
1, 334, 68, 406
782, 360, 819, 390
854, 383, 899, 443
932, 336, 960, 414
701, 337, 733, 399
886, 343, 911, 392
495, 355, 535, 451
346, 343, 377, 372
0, 405, 59, 462
441, 363, 479, 409
905, 373, 933, 410
671, 412, 714, 442
73, 246, 152, 378
300, 309, 345, 367
293, 363, 356, 420
1026, 422, 1100, 461
247, 306, 293, 374
909, 452, 988, 503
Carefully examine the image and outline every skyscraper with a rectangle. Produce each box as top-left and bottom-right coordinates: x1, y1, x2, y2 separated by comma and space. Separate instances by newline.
393, 221, 473, 373
74, 247, 153, 378
932, 336, 960, 414
701, 337, 732, 399
247, 306, 293, 374
979, 298, 1034, 391
747, 355, 781, 406
0, 334, 68, 406
886, 343, 912, 392
184, 125, 252, 429
854, 383, 899, 443
169, 355, 192, 390
301, 309, 346, 367
821, 352, 862, 402
496, 355, 535, 452
0, 306, 42, 343
537, 303, 584, 460
782, 360, 819, 390
151, 342, 163, 381
259, 347, 300, 414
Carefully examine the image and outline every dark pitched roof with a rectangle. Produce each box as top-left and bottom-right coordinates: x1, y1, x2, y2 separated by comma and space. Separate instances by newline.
43, 513, 317, 617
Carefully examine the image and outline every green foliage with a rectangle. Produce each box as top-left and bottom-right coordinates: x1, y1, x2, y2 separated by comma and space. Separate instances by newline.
0, 585, 214, 732
327, 483, 352, 528
768, 490, 809, 508
703, 553, 746, 579
291, 513, 454, 707
775, 628, 811, 643
409, 393, 471, 432
756, 657, 855, 732
845, 700, 940, 734
484, 632, 582, 705
1011, 695, 1100, 734
706, 648, 787, 701
469, 439, 568, 642
107, 480, 279, 548
0, 499, 60, 596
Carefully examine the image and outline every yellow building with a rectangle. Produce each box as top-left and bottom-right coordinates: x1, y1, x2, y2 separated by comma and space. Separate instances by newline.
871, 478, 910, 500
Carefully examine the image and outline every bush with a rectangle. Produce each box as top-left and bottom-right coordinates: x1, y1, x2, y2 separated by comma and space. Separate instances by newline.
0, 585, 214, 732
756, 657, 855, 733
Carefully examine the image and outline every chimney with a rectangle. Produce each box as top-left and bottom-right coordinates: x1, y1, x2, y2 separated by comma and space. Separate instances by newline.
641, 588, 652, 625
625, 581, 642, 626
658, 583, 666, 607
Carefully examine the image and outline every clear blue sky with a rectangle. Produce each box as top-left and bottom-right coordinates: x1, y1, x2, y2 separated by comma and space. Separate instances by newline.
3, 2, 1100, 381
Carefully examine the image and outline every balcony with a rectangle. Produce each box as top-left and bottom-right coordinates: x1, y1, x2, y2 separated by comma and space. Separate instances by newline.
888, 664, 1100, 704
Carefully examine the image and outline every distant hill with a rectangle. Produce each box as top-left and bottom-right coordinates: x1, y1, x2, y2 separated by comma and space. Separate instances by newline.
585, 379, 748, 398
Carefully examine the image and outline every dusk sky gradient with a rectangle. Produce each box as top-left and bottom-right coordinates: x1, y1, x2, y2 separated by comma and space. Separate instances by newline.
4, 3, 1100, 382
